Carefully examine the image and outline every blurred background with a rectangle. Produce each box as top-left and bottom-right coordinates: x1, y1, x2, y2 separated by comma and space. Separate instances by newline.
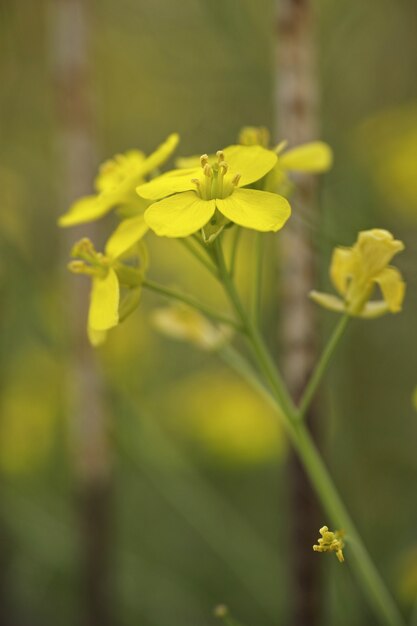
1, 0, 417, 625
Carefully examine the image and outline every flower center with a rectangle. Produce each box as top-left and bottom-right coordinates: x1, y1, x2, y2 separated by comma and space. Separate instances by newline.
191, 151, 241, 200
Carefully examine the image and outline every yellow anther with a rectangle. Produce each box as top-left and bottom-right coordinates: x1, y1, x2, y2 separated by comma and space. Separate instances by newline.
200, 154, 209, 167
231, 173, 241, 186
68, 260, 98, 277
203, 163, 213, 177
275, 139, 288, 154
191, 177, 200, 188
219, 161, 228, 174
216, 150, 225, 163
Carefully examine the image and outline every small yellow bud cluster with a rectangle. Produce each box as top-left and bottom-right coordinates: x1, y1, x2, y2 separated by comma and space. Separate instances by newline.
238, 126, 270, 148
313, 525, 345, 563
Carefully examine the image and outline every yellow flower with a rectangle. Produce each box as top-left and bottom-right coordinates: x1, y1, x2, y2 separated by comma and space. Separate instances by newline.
58, 134, 178, 255
151, 304, 232, 351
310, 229, 406, 318
313, 526, 345, 563
137, 145, 291, 240
238, 125, 333, 195
69, 237, 145, 346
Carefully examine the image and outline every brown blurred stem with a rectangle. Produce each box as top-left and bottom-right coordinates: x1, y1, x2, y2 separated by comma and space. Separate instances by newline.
48, 1, 113, 624
275, 1, 322, 625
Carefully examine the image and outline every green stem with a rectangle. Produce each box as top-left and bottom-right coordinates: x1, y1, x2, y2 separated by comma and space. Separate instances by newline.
213, 236, 405, 626
251, 232, 263, 326
214, 237, 294, 418
179, 238, 219, 278
142, 278, 242, 331
229, 226, 242, 278
298, 313, 350, 419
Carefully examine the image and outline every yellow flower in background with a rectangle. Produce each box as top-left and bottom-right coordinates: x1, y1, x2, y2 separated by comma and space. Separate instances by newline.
151, 304, 232, 351
69, 237, 145, 345
58, 133, 179, 251
162, 369, 285, 467
313, 526, 345, 563
137, 145, 291, 239
310, 229, 406, 318
238, 125, 333, 195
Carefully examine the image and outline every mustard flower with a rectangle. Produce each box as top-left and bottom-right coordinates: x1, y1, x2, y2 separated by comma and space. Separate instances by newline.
69, 238, 145, 346
310, 229, 406, 318
136, 145, 291, 239
313, 526, 345, 563
58, 133, 179, 256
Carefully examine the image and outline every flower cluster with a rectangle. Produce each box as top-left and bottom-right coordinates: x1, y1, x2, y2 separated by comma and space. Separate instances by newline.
311, 229, 406, 318
58, 128, 406, 345
313, 525, 345, 563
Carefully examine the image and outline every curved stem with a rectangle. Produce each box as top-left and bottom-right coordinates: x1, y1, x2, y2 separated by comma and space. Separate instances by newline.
142, 278, 243, 331
178, 238, 219, 278
213, 236, 405, 626
298, 313, 350, 419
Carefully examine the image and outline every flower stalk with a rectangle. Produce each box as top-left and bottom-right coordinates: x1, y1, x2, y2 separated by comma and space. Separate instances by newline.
213, 235, 405, 626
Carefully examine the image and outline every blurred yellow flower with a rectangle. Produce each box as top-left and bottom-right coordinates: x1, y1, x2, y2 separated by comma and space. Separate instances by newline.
137, 145, 291, 239
164, 370, 285, 466
238, 125, 333, 195
58, 133, 179, 250
310, 229, 406, 318
151, 304, 232, 351
69, 237, 145, 345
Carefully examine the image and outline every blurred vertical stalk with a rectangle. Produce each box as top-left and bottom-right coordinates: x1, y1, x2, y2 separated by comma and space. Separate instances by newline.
275, 1, 322, 625
48, 1, 112, 625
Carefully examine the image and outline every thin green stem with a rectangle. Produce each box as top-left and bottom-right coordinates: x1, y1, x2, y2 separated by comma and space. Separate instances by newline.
213, 235, 405, 626
142, 278, 242, 331
251, 232, 263, 326
298, 313, 350, 419
214, 237, 294, 417
229, 226, 242, 278
179, 238, 219, 278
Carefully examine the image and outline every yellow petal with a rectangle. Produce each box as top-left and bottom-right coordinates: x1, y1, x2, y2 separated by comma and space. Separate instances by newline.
136, 168, 198, 200
105, 214, 149, 259
359, 301, 390, 319
175, 154, 202, 169
356, 229, 405, 278
145, 191, 216, 238
88, 268, 119, 331
374, 266, 405, 313
58, 194, 115, 227
223, 145, 278, 187
309, 291, 346, 313
139, 133, 179, 176
279, 142, 333, 172
330, 247, 355, 296
216, 188, 290, 232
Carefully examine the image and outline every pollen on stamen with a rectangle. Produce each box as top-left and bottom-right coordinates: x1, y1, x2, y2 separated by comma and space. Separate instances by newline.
219, 161, 228, 174
231, 173, 241, 186
191, 178, 200, 189
200, 154, 209, 167
216, 150, 225, 163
